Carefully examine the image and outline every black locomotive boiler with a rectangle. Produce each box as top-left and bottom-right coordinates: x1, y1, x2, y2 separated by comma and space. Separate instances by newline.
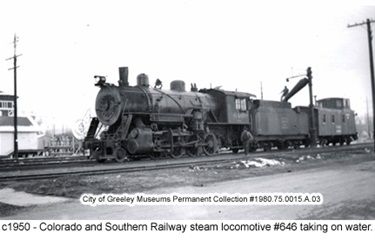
84, 67, 233, 162
83, 67, 357, 162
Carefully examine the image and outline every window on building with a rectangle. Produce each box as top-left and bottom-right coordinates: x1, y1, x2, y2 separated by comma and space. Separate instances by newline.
331, 115, 335, 123
322, 114, 326, 124
342, 115, 346, 123
0, 101, 13, 109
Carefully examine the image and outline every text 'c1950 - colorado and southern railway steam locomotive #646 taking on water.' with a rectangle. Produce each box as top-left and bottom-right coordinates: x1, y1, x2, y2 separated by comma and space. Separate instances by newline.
83, 67, 358, 163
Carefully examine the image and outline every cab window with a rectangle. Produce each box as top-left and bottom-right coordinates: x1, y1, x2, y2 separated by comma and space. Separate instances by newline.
235, 98, 247, 111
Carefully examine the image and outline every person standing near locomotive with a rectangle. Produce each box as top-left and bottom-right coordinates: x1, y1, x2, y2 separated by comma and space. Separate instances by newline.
241, 127, 254, 156
280, 86, 289, 101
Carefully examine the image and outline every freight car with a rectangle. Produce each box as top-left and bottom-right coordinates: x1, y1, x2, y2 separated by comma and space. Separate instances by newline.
83, 67, 357, 162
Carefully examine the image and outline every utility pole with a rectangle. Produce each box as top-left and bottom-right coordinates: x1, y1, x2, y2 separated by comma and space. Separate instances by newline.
348, 18, 375, 149
260, 81, 263, 100
307, 67, 317, 147
367, 97, 371, 139
6, 34, 22, 159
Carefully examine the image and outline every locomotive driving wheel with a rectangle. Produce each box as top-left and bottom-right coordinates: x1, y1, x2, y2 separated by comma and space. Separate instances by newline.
187, 134, 199, 157
170, 147, 185, 159
203, 133, 218, 156
169, 132, 186, 158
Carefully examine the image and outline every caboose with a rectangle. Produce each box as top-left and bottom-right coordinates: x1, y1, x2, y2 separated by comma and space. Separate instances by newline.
299, 98, 357, 146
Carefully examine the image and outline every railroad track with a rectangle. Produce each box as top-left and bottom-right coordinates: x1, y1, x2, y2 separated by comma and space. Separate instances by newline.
0, 142, 372, 182
0, 155, 91, 169
0, 154, 244, 181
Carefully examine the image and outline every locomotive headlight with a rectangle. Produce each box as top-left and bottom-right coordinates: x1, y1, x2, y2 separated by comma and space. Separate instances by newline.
94, 75, 106, 87
95, 85, 122, 126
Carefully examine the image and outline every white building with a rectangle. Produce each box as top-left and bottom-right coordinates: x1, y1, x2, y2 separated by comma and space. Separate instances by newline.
0, 91, 42, 157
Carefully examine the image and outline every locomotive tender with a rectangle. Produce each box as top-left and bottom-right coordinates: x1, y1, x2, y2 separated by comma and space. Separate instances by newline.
83, 67, 357, 162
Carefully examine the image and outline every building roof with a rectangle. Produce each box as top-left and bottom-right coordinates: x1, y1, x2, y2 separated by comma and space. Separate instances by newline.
0, 116, 33, 126
0, 116, 41, 133
0, 94, 16, 101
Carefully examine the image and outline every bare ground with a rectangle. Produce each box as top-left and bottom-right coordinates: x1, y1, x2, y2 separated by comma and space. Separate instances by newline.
0, 147, 374, 219
0, 148, 373, 199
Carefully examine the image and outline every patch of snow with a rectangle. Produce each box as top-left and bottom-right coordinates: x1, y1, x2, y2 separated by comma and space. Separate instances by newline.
241, 158, 283, 168
0, 188, 70, 207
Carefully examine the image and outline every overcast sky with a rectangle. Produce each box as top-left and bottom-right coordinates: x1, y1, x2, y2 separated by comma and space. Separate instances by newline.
0, 0, 374, 127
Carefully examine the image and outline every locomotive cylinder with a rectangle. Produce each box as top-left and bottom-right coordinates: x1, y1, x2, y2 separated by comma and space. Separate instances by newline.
126, 128, 153, 154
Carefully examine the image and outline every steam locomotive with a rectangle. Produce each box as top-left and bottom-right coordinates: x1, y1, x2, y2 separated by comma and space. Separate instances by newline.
83, 67, 357, 162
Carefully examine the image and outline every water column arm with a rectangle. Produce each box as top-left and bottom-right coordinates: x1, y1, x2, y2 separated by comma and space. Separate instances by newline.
282, 78, 309, 102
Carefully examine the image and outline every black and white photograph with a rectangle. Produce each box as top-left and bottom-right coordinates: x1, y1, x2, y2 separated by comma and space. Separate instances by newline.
0, 0, 374, 239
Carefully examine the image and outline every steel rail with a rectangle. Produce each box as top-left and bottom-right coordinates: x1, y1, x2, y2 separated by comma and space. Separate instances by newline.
0, 142, 372, 182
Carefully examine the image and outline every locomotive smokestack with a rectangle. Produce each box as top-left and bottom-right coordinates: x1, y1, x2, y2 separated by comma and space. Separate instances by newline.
119, 67, 129, 87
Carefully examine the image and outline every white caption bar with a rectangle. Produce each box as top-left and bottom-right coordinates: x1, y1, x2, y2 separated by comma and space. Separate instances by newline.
80, 193, 323, 207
